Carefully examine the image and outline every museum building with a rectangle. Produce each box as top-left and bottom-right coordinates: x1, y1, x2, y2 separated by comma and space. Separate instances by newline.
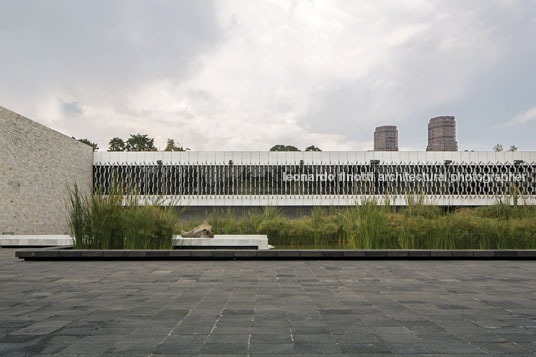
2, 106, 535, 235
94, 151, 536, 207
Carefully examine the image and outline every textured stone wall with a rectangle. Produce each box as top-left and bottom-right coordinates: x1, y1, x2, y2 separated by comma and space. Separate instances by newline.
0, 106, 93, 234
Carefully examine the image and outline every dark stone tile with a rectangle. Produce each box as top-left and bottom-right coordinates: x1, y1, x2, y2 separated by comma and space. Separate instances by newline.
249, 343, 295, 354
384, 342, 435, 354
291, 327, 332, 335
430, 341, 485, 354
496, 333, 536, 343
206, 334, 249, 343
3, 250, 536, 356
293, 341, 342, 354
339, 342, 392, 354
200, 342, 248, 354
292, 334, 336, 343
212, 327, 252, 335
249, 334, 292, 344
156, 343, 204, 354
222, 309, 254, 316
472, 341, 533, 354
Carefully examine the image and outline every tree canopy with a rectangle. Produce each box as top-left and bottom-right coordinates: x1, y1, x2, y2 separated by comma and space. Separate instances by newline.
164, 139, 189, 152
494, 144, 518, 152
108, 137, 126, 151
75, 138, 98, 152
269, 145, 300, 152
125, 134, 157, 151
305, 145, 321, 152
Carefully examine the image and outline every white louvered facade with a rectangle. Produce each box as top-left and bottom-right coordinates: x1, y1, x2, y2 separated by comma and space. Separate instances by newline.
93, 151, 536, 206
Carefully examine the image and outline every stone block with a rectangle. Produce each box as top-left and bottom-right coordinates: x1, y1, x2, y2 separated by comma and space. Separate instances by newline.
451, 250, 474, 257
256, 250, 279, 258
124, 250, 147, 258
212, 250, 235, 258
81, 250, 104, 258
190, 250, 214, 258
343, 250, 366, 258
277, 250, 299, 258
386, 250, 409, 257
515, 250, 536, 258
494, 250, 517, 258
145, 250, 170, 258
472, 250, 494, 258
169, 250, 191, 257
408, 250, 431, 257
234, 250, 258, 258
321, 250, 345, 258
430, 250, 452, 257
299, 250, 322, 258
364, 250, 388, 258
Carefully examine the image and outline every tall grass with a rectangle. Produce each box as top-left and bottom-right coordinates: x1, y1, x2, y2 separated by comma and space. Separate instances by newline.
67, 183, 176, 249
69, 183, 536, 250
174, 200, 536, 249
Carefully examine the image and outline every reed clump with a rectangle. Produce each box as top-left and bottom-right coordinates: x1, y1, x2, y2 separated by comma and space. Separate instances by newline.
67, 183, 176, 249
69, 182, 536, 250
174, 199, 536, 249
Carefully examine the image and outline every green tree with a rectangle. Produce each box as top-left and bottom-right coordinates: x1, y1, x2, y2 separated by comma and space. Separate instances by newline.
126, 134, 157, 151
305, 145, 321, 152
164, 139, 188, 152
75, 138, 98, 152
508, 145, 518, 152
108, 137, 126, 152
493, 144, 503, 152
270, 144, 300, 152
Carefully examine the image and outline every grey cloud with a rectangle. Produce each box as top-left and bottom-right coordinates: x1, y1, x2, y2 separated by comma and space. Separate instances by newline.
0, 0, 221, 92
1, 0, 536, 151
61, 100, 83, 116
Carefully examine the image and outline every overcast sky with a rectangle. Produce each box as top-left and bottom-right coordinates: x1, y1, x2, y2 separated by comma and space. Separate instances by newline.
1, 0, 536, 151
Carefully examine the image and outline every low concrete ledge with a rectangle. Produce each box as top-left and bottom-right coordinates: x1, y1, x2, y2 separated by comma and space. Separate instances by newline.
3, 234, 270, 250
1, 235, 72, 247
174, 235, 269, 250
14, 249, 536, 261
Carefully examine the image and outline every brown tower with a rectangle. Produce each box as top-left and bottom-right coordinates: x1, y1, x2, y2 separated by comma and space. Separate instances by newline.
426, 116, 458, 151
374, 125, 398, 151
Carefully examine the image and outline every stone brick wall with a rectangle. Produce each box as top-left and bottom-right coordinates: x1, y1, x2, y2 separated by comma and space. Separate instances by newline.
0, 106, 93, 234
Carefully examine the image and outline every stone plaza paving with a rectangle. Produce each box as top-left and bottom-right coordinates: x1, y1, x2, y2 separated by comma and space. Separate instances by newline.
1, 249, 536, 356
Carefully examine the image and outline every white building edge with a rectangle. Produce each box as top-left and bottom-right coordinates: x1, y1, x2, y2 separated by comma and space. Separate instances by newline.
94, 151, 536, 207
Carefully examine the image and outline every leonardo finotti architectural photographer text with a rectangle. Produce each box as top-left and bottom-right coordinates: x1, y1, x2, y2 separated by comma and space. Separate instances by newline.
282, 172, 527, 183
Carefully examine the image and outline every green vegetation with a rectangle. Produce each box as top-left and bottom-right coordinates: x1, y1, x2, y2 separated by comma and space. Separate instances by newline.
67, 184, 176, 249
68, 183, 536, 250
72, 137, 99, 152
164, 139, 189, 152
125, 134, 157, 152
493, 144, 519, 152
175, 201, 536, 249
269, 144, 300, 152
269, 144, 322, 151
106, 134, 189, 152
108, 137, 126, 151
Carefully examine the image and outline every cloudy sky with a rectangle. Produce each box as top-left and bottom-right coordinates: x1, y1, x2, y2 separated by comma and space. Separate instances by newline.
1, 0, 536, 151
